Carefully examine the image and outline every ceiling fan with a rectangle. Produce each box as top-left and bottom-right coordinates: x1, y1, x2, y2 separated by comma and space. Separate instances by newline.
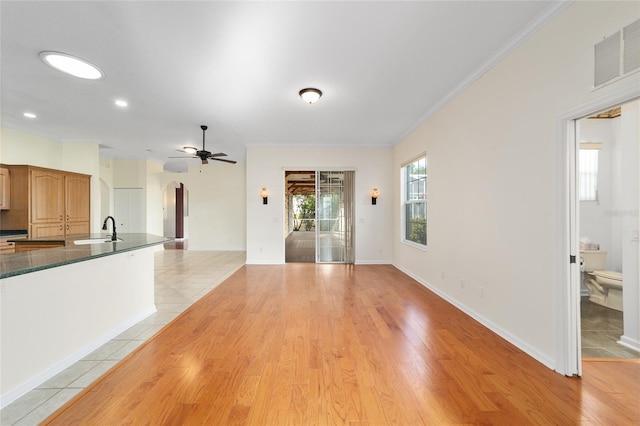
172, 125, 236, 164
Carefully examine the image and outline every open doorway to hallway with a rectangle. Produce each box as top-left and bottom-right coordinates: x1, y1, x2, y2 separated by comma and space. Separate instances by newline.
163, 181, 188, 249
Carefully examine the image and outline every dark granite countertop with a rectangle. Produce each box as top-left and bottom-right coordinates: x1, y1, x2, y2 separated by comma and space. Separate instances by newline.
0, 230, 28, 239
0, 233, 173, 279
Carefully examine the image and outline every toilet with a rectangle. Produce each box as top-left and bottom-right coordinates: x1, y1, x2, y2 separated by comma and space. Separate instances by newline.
580, 250, 624, 312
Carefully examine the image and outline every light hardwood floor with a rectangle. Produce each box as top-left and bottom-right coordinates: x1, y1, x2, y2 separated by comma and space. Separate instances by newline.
43, 263, 639, 425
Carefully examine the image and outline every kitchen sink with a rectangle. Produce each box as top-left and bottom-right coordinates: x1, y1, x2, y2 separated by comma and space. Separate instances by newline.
73, 238, 123, 245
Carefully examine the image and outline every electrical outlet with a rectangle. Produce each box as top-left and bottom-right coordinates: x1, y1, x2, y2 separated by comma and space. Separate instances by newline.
460, 279, 465, 289
478, 286, 484, 298
441, 272, 446, 280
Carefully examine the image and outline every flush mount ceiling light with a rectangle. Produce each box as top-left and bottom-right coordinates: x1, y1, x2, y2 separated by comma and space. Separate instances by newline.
299, 88, 322, 104
23, 112, 37, 119
114, 99, 128, 107
40, 51, 104, 80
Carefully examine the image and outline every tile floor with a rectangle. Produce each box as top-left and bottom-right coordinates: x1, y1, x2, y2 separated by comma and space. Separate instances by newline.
581, 296, 640, 359
0, 249, 245, 425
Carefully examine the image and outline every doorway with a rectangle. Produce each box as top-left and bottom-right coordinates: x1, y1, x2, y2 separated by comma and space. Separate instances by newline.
284, 170, 355, 263
571, 98, 640, 370
568, 97, 640, 376
162, 182, 188, 249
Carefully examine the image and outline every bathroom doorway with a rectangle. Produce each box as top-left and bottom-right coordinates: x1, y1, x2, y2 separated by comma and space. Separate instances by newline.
574, 99, 640, 363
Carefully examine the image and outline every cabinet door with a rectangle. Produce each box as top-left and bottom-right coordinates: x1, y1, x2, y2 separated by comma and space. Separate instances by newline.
66, 221, 90, 236
31, 222, 65, 238
65, 174, 90, 223
31, 169, 64, 223
0, 167, 10, 210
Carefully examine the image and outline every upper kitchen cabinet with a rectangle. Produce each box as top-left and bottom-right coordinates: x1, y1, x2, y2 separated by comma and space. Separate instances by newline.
31, 168, 64, 223
65, 173, 91, 224
0, 167, 10, 210
0, 165, 91, 237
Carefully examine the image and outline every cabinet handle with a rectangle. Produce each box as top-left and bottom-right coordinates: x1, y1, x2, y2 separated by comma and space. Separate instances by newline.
59, 225, 63, 230
67, 215, 70, 221
66, 224, 69, 230
60, 215, 63, 221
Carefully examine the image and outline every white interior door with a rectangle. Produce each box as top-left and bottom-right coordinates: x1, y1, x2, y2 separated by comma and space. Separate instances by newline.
114, 188, 144, 233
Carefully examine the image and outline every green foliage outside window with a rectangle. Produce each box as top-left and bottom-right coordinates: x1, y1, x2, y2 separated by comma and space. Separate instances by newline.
293, 195, 315, 231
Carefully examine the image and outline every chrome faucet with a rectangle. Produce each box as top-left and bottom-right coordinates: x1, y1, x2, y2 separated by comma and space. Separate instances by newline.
102, 216, 118, 241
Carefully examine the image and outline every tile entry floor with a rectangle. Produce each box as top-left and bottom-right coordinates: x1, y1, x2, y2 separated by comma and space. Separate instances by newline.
581, 296, 640, 359
0, 249, 245, 426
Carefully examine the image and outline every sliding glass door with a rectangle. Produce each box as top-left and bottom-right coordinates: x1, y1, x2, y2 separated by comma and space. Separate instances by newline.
316, 171, 354, 263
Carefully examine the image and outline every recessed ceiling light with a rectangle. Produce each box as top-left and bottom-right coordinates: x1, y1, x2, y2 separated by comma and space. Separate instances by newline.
115, 99, 128, 107
40, 51, 104, 80
23, 112, 37, 119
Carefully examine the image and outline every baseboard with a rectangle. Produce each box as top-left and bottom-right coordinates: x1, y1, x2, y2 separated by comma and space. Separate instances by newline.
392, 263, 556, 371
355, 260, 393, 265
0, 305, 156, 409
618, 335, 640, 353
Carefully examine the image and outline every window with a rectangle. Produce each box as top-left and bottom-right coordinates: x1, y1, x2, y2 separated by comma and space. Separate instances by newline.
579, 143, 600, 201
403, 155, 427, 246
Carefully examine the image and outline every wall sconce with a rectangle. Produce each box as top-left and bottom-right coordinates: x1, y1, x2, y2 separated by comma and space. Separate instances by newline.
260, 187, 269, 204
371, 188, 379, 205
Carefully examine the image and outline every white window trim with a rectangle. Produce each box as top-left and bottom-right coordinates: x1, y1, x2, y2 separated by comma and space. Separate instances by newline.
401, 153, 427, 249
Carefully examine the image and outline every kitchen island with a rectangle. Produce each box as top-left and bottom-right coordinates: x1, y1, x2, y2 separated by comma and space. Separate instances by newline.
0, 233, 172, 408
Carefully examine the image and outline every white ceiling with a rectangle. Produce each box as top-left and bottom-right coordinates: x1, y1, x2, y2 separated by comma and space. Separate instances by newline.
1, 1, 559, 166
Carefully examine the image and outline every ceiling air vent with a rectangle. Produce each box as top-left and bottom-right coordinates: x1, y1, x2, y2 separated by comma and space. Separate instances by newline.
623, 19, 640, 74
594, 18, 640, 88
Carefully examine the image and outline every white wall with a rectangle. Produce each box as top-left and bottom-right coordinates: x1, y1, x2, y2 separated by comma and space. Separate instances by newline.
156, 162, 247, 250
392, 1, 639, 370
106, 159, 168, 236
163, 182, 179, 237
619, 100, 639, 351
0, 127, 101, 232
246, 145, 392, 264
1, 127, 65, 167
1, 246, 156, 408
146, 160, 165, 236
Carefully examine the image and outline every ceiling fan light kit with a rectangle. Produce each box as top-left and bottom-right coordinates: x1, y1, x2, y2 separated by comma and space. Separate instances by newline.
183, 146, 197, 154
170, 125, 237, 165
299, 88, 322, 104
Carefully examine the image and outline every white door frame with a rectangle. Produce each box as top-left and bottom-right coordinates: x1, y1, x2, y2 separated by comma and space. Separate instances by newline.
555, 84, 639, 376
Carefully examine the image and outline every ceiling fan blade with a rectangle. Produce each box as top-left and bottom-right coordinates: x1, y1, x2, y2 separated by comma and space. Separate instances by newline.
208, 152, 227, 157
212, 158, 237, 164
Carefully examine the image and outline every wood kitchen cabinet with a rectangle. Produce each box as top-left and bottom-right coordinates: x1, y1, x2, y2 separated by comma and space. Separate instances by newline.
0, 167, 10, 210
30, 168, 64, 224
0, 165, 91, 237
